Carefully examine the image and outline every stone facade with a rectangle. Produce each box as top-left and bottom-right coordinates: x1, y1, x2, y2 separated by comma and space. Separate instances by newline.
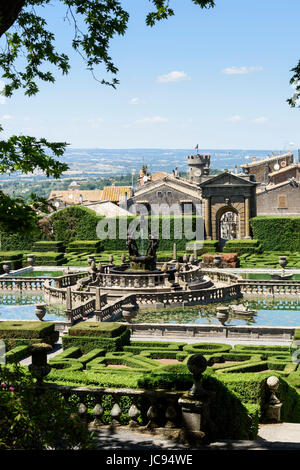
241, 152, 294, 184
128, 176, 203, 215
256, 180, 300, 216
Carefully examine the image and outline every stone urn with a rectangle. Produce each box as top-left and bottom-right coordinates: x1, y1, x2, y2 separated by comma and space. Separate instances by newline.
35, 304, 46, 321
187, 354, 208, 399
2, 261, 11, 274
122, 304, 137, 323
279, 256, 288, 270
216, 306, 229, 326
121, 253, 126, 264
28, 343, 52, 385
213, 255, 222, 268
27, 254, 35, 266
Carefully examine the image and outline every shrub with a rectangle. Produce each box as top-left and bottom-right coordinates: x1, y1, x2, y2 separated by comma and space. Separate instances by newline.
0, 364, 96, 449
250, 217, 300, 252
32, 241, 65, 252
183, 343, 232, 355
66, 240, 103, 253
62, 329, 131, 353
5, 345, 31, 363
68, 322, 127, 338
223, 239, 262, 255
27, 252, 65, 266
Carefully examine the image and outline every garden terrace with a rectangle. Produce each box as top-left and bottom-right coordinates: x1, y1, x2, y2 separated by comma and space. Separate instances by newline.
3, 321, 300, 442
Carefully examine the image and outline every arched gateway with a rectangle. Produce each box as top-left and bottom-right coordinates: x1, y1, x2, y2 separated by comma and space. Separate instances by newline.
199, 172, 258, 243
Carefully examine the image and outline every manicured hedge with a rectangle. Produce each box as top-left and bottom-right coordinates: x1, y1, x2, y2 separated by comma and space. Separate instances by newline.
0, 321, 59, 347
0, 251, 23, 270
23, 252, 66, 266
182, 343, 232, 355
66, 240, 103, 253
223, 239, 262, 255
186, 240, 219, 254
32, 241, 65, 252
68, 322, 127, 338
250, 217, 300, 252
5, 345, 31, 363
62, 329, 131, 353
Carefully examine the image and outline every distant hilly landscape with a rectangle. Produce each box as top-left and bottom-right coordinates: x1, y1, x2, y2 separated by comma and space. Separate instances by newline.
58, 148, 286, 178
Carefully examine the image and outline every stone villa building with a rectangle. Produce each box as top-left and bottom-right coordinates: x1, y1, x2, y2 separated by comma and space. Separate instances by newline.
241, 152, 300, 217
127, 150, 299, 244
48, 150, 299, 244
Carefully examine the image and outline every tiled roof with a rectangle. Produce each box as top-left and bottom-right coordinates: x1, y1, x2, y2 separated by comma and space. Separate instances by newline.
100, 186, 131, 202
48, 189, 103, 205
241, 152, 293, 168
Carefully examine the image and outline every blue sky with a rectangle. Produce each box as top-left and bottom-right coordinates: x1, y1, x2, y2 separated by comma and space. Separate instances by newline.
1, 0, 300, 149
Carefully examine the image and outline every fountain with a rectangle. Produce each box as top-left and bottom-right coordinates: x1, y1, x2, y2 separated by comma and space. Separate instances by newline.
43, 231, 243, 313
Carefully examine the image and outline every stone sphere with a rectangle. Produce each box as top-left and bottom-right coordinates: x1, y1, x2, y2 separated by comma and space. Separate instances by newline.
187, 354, 207, 376
267, 376, 279, 390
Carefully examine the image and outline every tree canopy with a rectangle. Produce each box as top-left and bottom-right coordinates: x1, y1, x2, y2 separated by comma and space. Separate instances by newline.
0, 0, 215, 232
0, 0, 298, 232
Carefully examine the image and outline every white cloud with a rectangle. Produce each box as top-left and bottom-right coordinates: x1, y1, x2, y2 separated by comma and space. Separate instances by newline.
156, 71, 191, 83
129, 97, 140, 105
136, 116, 168, 124
226, 115, 243, 122
252, 116, 268, 123
222, 66, 263, 75
1, 114, 12, 120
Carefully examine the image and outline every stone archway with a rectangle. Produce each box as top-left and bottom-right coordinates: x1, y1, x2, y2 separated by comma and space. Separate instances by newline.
216, 206, 239, 249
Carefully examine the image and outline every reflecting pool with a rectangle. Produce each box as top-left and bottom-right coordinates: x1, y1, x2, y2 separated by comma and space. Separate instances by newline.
0, 293, 66, 321
131, 299, 300, 327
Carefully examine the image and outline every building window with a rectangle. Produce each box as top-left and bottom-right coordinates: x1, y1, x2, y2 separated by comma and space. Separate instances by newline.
157, 191, 162, 197
278, 195, 287, 209
167, 191, 172, 197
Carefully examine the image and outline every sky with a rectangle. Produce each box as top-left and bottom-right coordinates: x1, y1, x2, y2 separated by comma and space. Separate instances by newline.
1, 0, 300, 150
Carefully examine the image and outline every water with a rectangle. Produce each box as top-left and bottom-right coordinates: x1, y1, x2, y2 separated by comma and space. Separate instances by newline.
241, 273, 300, 280
132, 299, 300, 327
0, 293, 67, 322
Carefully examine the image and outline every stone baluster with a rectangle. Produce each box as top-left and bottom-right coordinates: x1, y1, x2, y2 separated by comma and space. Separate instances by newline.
165, 399, 178, 429
128, 400, 141, 428
146, 397, 160, 430
91, 403, 104, 428
78, 403, 88, 424
110, 401, 122, 427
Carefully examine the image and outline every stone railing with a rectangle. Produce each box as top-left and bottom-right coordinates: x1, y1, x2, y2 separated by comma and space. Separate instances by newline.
0, 277, 51, 291
96, 293, 137, 322
45, 383, 185, 432
134, 283, 241, 307
53, 272, 88, 289
93, 263, 203, 290
128, 322, 295, 342
239, 279, 300, 297
43, 279, 106, 306
66, 298, 96, 323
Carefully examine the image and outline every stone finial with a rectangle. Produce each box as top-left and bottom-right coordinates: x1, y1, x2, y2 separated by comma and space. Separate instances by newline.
265, 376, 282, 423
187, 354, 208, 399
266, 376, 281, 405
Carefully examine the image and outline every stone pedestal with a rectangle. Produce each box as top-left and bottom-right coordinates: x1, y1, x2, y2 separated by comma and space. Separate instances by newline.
178, 397, 203, 431
265, 403, 282, 423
